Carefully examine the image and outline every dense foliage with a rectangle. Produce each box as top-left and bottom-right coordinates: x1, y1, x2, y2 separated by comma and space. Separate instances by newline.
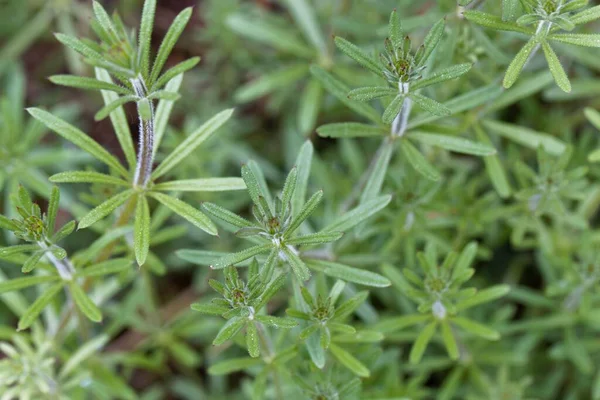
1, 0, 600, 399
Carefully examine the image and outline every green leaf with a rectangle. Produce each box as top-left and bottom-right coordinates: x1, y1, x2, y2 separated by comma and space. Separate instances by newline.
285, 190, 323, 237
374, 314, 430, 333
307, 259, 391, 287
49, 75, 129, 95
410, 93, 450, 116
323, 195, 391, 233
50, 171, 129, 186
504, 38, 538, 89
95, 68, 137, 169
18, 282, 63, 331
213, 316, 246, 345
52, 221, 76, 243
348, 87, 397, 102
310, 66, 381, 124
286, 231, 343, 246
146, 90, 181, 101
549, 33, 600, 48
456, 284, 511, 312
281, 246, 311, 281
297, 78, 322, 135
226, 13, 313, 58
60, 334, 109, 378
474, 124, 512, 198
92, 1, 118, 42
360, 139, 394, 204
138, 0, 156, 78
400, 140, 441, 181
482, 119, 566, 155
211, 244, 272, 269
411, 63, 472, 90
292, 140, 313, 214
69, 283, 102, 322
502, 0, 520, 21
149, 7, 193, 84
134, 195, 150, 266
27, 108, 128, 177
152, 108, 234, 179
152, 57, 200, 91
190, 302, 229, 315
317, 123, 386, 138
46, 186, 60, 236
334, 36, 382, 77
22, 251, 44, 273
148, 192, 218, 236
78, 190, 135, 230
153, 178, 246, 192
571, 5, 600, 25
54, 33, 103, 61
255, 315, 298, 329
330, 343, 370, 377
419, 18, 446, 65
154, 73, 184, 155
208, 357, 262, 375
202, 202, 253, 229
0, 276, 59, 294
409, 321, 437, 364
389, 9, 403, 47
284, 0, 326, 54
452, 316, 499, 340
585, 107, 600, 130
235, 64, 308, 103
463, 10, 532, 34
382, 95, 406, 124
541, 41, 571, 92
246, 322, 259, 358
280, 167, 297, 218
94, 95, 137, 122
77, 258, 133, 278
440, 320, 459, 360
410, 132, 496, 155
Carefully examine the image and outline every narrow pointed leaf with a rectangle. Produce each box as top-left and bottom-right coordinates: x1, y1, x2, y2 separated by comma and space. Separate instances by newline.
211, 244, 272, 269
18, 283, 63, 331
330, 343, 370, 377
323, 195, 391, 233
69, 283, 102, 322
50, 171, 129, 186
27, 108, 128, 177
78, 190, 134, 230
541, 41, 571, 92
307, 259, 391, 287
149, 7, 193, 84
409, 321, 437, 364
400, 140, 441, 181
153, 109, 234, 179
411, 132, 496, 155
504, 38, 537, 89
148, 192, 217, 235
317, 123, 386, 138
134, 195, 150, 266
153, 178, 246, 192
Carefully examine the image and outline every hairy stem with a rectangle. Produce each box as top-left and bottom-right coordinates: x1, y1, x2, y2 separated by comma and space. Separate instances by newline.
131, 76, 155, 189
392, 82, 412, 137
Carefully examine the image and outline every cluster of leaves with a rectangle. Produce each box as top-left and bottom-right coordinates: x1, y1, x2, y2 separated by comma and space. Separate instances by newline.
1, 0, 600, 399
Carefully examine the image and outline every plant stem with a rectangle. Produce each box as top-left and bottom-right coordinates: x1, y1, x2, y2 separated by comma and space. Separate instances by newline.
131, 75, 155, 189
392, 82, 412, 137
256, 323, 284, 400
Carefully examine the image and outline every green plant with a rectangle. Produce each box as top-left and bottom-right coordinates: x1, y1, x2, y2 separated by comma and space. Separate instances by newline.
2, 0, 600, 399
